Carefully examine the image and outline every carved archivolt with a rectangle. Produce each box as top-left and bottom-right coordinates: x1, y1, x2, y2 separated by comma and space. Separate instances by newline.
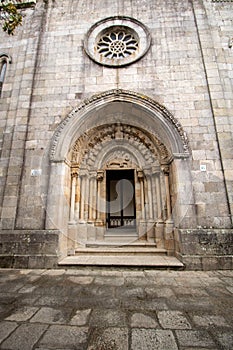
70, 123, 170, 170
50, 89, 190, 161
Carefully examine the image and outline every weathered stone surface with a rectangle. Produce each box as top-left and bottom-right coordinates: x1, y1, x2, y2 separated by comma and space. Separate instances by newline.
215, 331, 233, 350
157, 311, 192, 329
67, 276, 94, 285
88, 328, 128, 350
131, 313, 158, 328
131, 329, 178, 350
90, 309, 127, 327
0, 322, 18, 344
70, 309, 91, 326
39, 325, 88, 349
192, 314, 230, 327
5, 306, 39, 322
175, 330, 216, 348
30, 307, 70, 324
1, 324, 48, 350
0, 268, 233, 349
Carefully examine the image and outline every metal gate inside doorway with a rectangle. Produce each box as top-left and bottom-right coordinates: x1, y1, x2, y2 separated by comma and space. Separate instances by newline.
106, 169, 136, 229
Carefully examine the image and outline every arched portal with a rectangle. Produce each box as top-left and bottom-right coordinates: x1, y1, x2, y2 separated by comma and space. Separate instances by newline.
46, 90, 193, 259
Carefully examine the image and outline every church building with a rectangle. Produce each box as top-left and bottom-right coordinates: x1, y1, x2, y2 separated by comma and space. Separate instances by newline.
0, 0, 232, 269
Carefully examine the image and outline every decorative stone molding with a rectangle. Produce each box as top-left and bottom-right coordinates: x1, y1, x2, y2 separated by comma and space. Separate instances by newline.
71, 123, 169, 170
84, 16, 151, 67
50, 89, 190, 162
71, 123, 167, 164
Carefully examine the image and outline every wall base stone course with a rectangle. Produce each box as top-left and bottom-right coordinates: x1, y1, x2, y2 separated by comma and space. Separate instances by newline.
0, 230, 60, 268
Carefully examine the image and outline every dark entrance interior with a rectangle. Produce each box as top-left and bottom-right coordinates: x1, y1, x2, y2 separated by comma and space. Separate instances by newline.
106, 169, 136, 229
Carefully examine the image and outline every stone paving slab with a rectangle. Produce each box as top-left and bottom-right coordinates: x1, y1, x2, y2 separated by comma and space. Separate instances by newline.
0, 268, 232, 349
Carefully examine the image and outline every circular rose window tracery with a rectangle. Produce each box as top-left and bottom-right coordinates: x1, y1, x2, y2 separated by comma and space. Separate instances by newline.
84, 16, 151, 67
97, 29, 139, 59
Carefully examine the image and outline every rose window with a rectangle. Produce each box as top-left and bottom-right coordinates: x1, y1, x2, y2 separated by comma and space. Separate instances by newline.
84, 16, 151, 67
96, 30, 139, 59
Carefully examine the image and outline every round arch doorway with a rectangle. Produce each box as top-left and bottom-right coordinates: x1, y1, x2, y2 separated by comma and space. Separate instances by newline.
46, 90, 192, 259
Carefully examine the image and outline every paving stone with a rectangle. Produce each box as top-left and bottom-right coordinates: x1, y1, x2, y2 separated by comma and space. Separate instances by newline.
90, 309, 127, 327
131, 329, 178, 350
116, 286, 145, 298
131, 313, 158, 328
124, 277, 154, 286
30, 307, 69, 324
87, 327, 128, 350
43, 269, 66, 276
70, 309, 91, 326
175, 330, 216, 348
67, 276, 94, 284
5, 307, 39, 321
35, 296, 69, 307
18, 285, 37, 293
226, 286, 233, 294
157, 311, 192, 329
192, 314, 230, 327
39, 325, 88, 349
173, 286, 209, 297
145, 287, 175, 298
94, 276, 125, 286
1, 323, 48, 350
0, 321, 18, 343
215, 331, 233, 350
220, 277, 233, 287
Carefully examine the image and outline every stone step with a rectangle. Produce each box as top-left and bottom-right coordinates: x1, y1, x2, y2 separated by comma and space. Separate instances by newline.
58, 255, 184, 268
85, 241, 157, 248
104, 230, 138, 243
75, 247, 167, 256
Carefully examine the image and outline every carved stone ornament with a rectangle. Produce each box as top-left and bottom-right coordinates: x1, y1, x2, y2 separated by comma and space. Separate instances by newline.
70, 123, 169, 170
50, 89, 190, 161
84, 16, 151, 67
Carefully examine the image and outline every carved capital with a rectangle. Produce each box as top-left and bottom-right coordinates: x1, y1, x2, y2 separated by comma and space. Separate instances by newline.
137, 169, 144, 180
71, 167, 79, 178
162, 165, 170, 175
97, 170, 104, 181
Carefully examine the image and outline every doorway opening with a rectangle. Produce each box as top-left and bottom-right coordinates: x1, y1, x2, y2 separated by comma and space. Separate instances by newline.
106, 169, 136, 229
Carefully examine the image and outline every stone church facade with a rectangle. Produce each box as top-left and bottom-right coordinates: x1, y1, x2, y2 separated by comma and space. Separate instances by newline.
0, 0, 232, 269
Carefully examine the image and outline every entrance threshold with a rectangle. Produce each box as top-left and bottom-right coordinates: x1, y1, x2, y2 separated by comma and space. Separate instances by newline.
58, 255, 184, 269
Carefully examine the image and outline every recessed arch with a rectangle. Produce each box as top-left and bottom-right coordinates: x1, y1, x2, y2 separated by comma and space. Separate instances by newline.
50, 89, 190, 162
47, 89, 194, 260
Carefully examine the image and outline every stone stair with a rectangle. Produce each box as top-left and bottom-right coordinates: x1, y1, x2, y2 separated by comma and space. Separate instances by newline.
58, 237, 184, 268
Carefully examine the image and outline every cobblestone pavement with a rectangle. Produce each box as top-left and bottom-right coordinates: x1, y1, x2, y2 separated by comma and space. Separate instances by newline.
0, 268, 232, 350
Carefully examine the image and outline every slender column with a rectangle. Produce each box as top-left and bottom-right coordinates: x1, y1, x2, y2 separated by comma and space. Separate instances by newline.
69, 171, 77, 222
144, 177, 150, 219
163, 166, 172, 220
93, 175, 97, 220
152, 170, 158, 219
75, 175, 81, 220
96, 170, 104, 223
155, 173, 162, 219
88, 173, 96, 222
84, 176, 90, 221
79, 172, 86, 221
137, 170, 145, 220
147, 173, 153, 219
